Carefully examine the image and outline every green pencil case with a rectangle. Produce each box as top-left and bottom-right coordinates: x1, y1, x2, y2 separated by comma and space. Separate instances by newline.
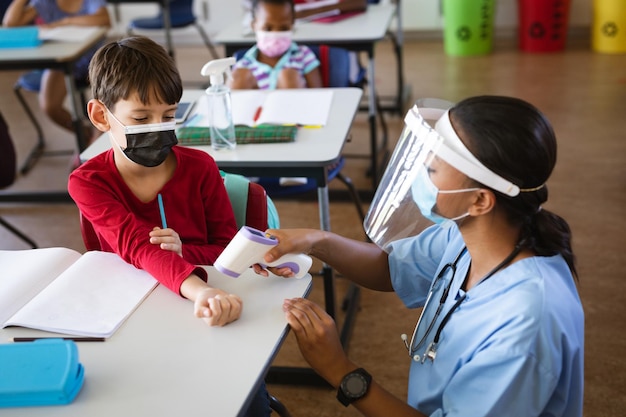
0, 339, 85, 407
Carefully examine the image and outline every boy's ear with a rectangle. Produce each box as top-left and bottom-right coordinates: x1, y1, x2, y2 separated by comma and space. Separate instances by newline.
87, 99, 109, 133
468, 189, 496, 216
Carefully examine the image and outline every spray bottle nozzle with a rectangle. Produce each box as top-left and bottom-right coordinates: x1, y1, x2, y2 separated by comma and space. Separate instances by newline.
201, 57, 236, 87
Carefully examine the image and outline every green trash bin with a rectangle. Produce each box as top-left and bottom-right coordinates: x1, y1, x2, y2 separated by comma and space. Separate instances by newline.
442, 0, 496, 56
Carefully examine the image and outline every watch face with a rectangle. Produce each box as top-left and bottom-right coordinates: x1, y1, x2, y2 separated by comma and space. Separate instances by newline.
343, 373, 367, 398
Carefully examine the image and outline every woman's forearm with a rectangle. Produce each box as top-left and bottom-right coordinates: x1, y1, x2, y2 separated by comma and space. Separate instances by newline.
311, 231, 393, 292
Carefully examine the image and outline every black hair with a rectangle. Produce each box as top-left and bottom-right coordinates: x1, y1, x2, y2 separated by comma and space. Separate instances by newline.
251, 0, 294, 18
450, 95, 577, 279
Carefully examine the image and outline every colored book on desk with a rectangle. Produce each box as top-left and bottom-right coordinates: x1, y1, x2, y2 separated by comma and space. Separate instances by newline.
0, 248, 158, 338
193, 89, 334, 127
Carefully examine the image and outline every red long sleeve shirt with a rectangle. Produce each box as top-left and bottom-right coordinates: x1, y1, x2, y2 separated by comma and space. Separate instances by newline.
68, 146, 237, 294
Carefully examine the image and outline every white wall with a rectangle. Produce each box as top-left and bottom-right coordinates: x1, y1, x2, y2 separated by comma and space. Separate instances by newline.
107, 0, 592, 43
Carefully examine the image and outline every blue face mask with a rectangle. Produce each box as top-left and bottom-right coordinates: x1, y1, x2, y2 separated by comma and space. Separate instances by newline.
411, 166, 479, 229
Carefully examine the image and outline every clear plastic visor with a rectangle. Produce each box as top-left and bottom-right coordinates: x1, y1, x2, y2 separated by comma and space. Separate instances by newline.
364, 101, 521, 251
364, 106, 446, 250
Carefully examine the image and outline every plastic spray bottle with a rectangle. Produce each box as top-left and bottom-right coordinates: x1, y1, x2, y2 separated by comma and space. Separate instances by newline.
200, 57, 237, 150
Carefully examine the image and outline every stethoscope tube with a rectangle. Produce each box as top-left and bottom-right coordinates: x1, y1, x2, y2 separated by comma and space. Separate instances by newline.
402, 247, 467, 361
403, 243, 523, 363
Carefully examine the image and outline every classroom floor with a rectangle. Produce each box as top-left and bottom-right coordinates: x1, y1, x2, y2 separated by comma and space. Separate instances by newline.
1, 35, 625, 416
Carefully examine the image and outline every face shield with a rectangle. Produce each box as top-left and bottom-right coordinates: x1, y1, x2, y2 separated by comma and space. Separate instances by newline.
364, 99, 522, 251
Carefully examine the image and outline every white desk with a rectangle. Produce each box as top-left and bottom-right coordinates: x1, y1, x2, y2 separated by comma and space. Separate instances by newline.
82, 87, 362, 386
0, 267, 312, 417
215, 3, 398, 188
0, 27, 107, 153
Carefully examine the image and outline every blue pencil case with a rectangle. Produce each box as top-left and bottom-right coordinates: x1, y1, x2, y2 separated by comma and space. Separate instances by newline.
0, 26, 42, 49
0, 339, 85, 407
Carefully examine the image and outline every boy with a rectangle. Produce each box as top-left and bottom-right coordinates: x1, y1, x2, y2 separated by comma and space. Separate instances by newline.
231, 0, 322, 89
68, 36, 242, 328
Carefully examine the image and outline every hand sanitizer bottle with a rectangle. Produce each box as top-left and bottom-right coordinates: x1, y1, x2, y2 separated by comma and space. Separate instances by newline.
201, 57, 236, 151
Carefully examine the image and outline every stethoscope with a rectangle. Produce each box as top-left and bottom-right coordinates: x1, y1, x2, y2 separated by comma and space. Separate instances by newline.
401, 244, 522, 363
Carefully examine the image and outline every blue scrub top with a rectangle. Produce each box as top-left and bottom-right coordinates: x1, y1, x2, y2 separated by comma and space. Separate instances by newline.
387, 225, 584, 417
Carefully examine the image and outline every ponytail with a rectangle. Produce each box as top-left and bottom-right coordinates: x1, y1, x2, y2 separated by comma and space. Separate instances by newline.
520, 209, 578, 280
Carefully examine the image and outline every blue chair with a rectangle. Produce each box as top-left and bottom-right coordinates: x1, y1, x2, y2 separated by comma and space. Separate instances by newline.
126, 0, 218, 60
13, 70, 87, 174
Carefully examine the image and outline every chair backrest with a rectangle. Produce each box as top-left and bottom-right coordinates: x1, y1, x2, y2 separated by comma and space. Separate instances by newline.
0, 112, 16, 189
79, 172, 278, 251
220, 171, 279, 230
308, 45, 353, 88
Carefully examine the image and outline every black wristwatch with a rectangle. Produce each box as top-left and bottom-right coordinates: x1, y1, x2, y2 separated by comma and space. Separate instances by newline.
336, 368, 372, 407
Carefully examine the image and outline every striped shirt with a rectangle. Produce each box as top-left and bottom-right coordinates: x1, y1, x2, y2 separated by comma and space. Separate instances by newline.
234, 42, 320, 90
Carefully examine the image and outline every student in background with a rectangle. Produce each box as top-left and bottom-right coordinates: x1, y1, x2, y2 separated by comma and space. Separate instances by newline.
259, 96, 584, 416
2, 0, 110, 140
230, 0, 322, 89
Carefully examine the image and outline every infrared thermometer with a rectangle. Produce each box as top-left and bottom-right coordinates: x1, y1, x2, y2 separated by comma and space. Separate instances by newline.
214, 226, 312, 279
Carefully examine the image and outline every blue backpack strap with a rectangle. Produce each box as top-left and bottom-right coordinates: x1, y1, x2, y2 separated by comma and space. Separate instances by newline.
220, 170, 249, 229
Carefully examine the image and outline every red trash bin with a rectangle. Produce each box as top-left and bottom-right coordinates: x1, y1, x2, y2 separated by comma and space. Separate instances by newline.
518, 0, 571, 52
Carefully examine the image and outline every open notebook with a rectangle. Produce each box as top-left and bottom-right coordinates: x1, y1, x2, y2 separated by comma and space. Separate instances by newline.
190, 89, 334, 128
0, 248, 158, 338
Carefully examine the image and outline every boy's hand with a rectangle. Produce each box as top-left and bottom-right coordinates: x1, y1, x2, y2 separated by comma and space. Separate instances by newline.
194, 288, 243, 327
149, 227, 183, 257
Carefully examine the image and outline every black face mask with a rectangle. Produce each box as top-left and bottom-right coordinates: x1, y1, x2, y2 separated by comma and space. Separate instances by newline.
107, 108, 178, 167
123, 129, 178, 167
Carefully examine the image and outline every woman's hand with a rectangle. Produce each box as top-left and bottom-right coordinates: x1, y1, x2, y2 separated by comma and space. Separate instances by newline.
283, 297, 355, 386
194, 287, 243, 327
150, 227, 182, 257
252, 228, 322, 278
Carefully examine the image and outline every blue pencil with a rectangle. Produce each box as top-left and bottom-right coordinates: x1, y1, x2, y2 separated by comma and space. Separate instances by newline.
157, 193, 167, 229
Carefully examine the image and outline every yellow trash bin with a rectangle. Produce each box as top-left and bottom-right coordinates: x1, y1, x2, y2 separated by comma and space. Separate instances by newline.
592, 0, 626, 53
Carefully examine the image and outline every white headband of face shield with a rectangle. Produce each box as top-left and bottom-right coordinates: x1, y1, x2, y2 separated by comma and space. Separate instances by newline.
405, 106, 521, 197
363, 102, 523, 250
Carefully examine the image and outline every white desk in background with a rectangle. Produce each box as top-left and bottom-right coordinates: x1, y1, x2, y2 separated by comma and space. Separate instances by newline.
215, 3, 399, 189
0, 267, 312, 417
0, 27, 107, 205
0, 26, 107, 153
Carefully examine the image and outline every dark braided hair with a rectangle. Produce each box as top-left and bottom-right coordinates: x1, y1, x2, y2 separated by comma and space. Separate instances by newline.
450, 95, 577, 279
